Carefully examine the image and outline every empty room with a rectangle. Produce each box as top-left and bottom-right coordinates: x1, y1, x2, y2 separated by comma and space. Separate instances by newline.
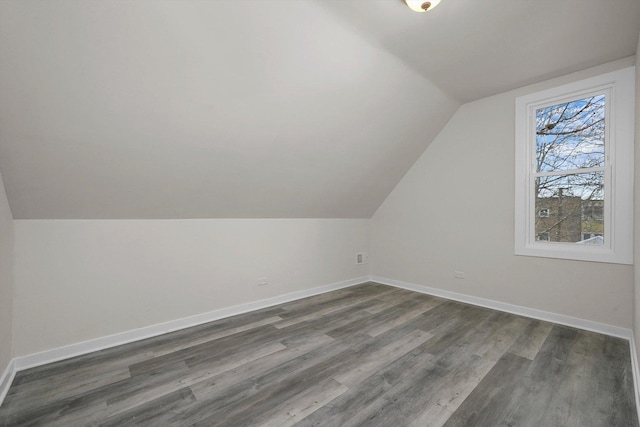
1, 0, 640, 425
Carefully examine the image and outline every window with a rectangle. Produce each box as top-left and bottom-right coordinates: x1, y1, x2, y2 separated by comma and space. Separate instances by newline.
581, 201, 604, 221
515, 67, 634, 264
537, 232, 550, 241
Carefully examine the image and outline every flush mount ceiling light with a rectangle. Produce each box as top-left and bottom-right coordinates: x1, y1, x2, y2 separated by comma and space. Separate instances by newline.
403, 0, 441, 12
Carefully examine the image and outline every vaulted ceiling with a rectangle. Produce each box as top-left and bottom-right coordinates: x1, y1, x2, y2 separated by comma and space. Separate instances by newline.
1, 0, 639, 219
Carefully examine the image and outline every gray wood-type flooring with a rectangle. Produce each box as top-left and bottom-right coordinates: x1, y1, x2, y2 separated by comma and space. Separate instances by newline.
0, 282, 637, 426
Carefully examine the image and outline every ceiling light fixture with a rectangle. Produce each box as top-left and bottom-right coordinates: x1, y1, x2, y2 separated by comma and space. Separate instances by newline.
403, 0, 441, 12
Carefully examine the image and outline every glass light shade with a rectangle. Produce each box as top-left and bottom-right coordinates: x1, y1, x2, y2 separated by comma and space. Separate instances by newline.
404, 0, 441, 12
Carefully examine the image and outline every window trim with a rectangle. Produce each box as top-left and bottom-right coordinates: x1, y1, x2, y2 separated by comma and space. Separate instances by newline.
514, 67, 634, 264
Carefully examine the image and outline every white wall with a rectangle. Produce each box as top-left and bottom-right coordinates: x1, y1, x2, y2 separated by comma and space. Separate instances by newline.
634, 35, 640, 373
0, 171, 13, 373
12, 219, 370, 356
371, 58, 635, 329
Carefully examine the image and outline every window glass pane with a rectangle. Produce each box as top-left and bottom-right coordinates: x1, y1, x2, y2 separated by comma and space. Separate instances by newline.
536, 95, 605, 172
535, 172, 604, 244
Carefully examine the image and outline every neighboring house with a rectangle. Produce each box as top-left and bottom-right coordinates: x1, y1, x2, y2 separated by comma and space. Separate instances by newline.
535, 197, 603, 243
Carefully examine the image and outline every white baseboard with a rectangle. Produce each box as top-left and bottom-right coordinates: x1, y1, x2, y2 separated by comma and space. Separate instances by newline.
370, 276, 633, 340
8, 276, 369, 379
0, 359, 15, 405
630, 335, 640, 423
2, 275, 637, 410
373, 276, 640, 412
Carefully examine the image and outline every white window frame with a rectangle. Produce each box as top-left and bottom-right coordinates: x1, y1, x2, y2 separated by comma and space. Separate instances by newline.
515, 67, 634, 264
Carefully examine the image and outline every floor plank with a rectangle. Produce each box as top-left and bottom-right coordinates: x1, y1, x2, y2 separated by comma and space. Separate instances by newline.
0, 282, 637, 426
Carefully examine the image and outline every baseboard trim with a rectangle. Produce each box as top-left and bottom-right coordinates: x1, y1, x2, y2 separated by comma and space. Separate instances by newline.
370, 276, 633, 340
3, 275, 636, 409
630, 335, 640, 422
0, 359, 16, 406
10, 276, 370, 376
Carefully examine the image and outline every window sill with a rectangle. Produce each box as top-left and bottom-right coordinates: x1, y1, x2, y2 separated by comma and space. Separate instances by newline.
515, 243, 632, 265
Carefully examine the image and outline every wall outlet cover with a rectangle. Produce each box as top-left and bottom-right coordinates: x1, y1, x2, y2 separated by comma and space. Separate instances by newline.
356, 252, 369, 264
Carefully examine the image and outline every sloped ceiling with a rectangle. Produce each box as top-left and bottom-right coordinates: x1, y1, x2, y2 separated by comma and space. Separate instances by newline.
318, 0, 640, 102
0, 0, 638, 219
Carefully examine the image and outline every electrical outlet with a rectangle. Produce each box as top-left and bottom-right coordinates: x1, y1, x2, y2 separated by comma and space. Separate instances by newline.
356, 252, 369, 264
454, 271, 465, 279
257, 277, 269, 286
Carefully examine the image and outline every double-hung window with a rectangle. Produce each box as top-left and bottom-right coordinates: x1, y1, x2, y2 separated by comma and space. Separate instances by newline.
515, 67, 634, 264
